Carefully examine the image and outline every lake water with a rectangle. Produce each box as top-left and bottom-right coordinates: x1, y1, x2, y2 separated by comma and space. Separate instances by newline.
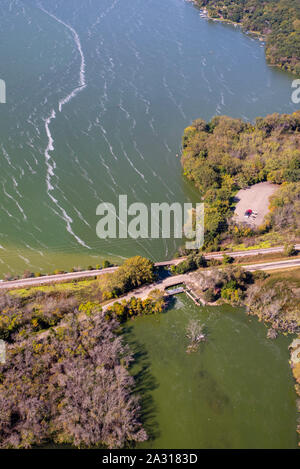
124, 296, 298, 449
0, 0, 298, 275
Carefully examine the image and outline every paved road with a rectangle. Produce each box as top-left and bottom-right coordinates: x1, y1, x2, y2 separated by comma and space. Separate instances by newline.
0, 266, 118, 290
156, 244, 300, 265
1, 244, 299, 290
245, 258, 300, 271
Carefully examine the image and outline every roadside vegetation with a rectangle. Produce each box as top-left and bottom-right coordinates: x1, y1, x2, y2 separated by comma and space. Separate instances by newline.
196, 0, 300, 74
171, 252, 207, 274
106, 289, 166, 322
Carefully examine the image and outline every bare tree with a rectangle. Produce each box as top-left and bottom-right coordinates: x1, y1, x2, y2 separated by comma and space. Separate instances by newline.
186, 319, 206, 353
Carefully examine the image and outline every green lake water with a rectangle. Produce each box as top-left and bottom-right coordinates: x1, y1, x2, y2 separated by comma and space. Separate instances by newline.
124, 296, 298, 449
0, 0, 298, 275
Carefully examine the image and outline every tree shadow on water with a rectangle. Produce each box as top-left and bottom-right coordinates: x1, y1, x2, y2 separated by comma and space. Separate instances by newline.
164, 295, 176, 311
123, 324, 161, 443
197, 368, 231, 415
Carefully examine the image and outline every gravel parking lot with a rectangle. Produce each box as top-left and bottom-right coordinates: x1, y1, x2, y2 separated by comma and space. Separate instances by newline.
233, 182, 278, 227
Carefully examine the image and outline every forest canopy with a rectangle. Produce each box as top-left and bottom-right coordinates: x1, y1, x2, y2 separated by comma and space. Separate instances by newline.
181, 111, 300, 247
0, 312, 147, 448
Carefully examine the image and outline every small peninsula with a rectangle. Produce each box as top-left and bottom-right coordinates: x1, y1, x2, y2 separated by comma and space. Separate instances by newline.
181, 111, 300, 251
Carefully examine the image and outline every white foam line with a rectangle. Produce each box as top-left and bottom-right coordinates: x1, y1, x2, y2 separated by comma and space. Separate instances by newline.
133, 139, 145, 160
119, 97, 137, 130
66, 143, 100, 200
149, 117, 157, 135
18, 253, 31, 265
120, 143, 147, 182
45, 144, 91, 249
12, 177, 22, 198
38, 5, 91, 250
38, 4, 87, 112
119, 98, 130, 120
162, 75, 186, 120
96, 122, 118, 160
0, 205, 15, 220
44, 111, 90, 249
1, 145, 17, 171
44, 194, 90, 249
74, 207, 91, 228
2, 181, 27, 221
89, 0, 120, 34
44, 110, 56, 193
164, 141, 172, 153
99, 153, 117, 186
24, 159, 36, 175
25, 243, 44, 257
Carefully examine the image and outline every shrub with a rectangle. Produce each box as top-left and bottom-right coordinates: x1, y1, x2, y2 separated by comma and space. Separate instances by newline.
106, 290, 166, 322
284, 243, 297, 257
222, 254, 234, 265
204, 288, 217, 303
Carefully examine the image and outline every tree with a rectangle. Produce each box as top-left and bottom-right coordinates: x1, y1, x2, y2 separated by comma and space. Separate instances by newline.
186, 319, 206, 353
115, 256, 155, 292
284, 243, 296, 257
222, 254, 234, 265
203, 288, 216, 303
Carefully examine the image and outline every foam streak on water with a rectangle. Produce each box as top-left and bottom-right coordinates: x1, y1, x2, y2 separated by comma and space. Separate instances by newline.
44, 110, 90, 248
38, 5, 91, 249
38, 4, 87, 112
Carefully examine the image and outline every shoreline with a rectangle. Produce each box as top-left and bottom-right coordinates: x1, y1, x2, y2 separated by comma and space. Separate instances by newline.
194, 3, 265, 43
289, 339, 300, 441
188, 0, 300, 74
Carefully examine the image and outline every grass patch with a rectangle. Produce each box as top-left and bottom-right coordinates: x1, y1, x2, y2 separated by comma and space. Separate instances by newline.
268, 268, 300, 284
9, 278, 98, 301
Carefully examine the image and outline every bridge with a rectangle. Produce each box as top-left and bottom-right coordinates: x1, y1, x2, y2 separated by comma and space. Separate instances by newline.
165, 286, 185, 295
